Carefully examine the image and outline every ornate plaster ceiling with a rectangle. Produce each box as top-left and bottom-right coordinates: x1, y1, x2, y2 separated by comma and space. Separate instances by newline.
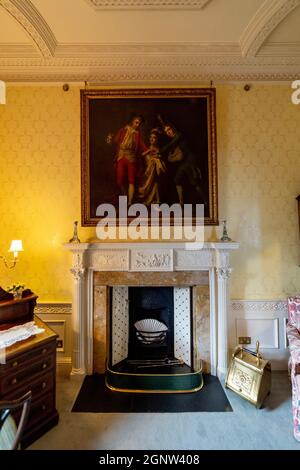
85, 0, 212, 9
0, 0, 299, 82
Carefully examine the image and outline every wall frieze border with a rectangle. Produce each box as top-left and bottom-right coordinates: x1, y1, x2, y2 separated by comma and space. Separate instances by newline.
35, 303, 72, 315
35, 300, 288, 314
0, 0, 57, 58
231, 300, 288, 313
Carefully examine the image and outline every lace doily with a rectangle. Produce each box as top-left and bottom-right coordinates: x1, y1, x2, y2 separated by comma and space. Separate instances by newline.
0, 321, 45, 349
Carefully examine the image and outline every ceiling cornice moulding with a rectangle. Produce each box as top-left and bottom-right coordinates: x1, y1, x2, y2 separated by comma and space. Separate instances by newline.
2, 41, 300, 61
240, 0, 300, 57
1, 70, 299, 83
259, 41, 300, 56
0, 43, 39, 58
1, 43, 300, 66
54, 42, 240, 57
85, 0, 211, 9
0, 56, 299, 82
0, 0, 57, 58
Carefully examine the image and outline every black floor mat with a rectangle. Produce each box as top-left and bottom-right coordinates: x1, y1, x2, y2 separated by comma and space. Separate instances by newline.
72, 374, 232, 413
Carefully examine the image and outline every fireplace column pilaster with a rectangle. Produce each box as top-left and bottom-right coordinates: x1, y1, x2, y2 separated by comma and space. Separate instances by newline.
70, 250, 86, 376
216, 250, 232, 379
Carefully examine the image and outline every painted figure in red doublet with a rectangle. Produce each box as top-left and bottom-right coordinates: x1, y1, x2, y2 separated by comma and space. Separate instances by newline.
106, 114, 147, 205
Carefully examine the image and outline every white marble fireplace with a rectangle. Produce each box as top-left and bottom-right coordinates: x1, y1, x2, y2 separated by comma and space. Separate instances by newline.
65, 241, 239, 378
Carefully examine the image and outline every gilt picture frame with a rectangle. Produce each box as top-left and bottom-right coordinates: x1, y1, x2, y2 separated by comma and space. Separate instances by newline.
81, 88, 218, 226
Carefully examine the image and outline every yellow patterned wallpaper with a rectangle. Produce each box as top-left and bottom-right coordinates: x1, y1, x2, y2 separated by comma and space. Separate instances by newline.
217, 85, 300, 299
0, 86, 94, 302
0, 85, 299, 301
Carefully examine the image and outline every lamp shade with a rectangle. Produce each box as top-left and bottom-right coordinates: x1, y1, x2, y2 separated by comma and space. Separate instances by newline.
8, 240, 24, 256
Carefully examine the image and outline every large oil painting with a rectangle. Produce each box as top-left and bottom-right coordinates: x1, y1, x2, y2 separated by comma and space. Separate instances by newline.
81, 88, 218, 225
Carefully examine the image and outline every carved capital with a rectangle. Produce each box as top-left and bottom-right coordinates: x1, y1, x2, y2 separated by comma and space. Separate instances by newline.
70, 267, 85, 281
216, 267, 232, 280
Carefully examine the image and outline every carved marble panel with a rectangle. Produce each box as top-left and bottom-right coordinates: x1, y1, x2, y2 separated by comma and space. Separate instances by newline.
93, 270, 209, 286
93, 285, 108, 373
131, 249, 173, 271
89, 250, 129, 271
193, 285, 210, 373
174, 249, 214, 270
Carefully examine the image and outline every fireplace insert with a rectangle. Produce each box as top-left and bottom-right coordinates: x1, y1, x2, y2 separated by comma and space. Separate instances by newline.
107, 285, 202, 392
128, 286, 174, 362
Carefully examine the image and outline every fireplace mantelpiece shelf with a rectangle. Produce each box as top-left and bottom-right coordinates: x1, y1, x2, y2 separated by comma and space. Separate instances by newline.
64, 241, 239, 379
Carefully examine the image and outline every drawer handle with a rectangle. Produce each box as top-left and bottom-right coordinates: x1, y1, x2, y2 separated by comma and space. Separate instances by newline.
12, 361, 18, 368
42, 381, 47, 389
41, 404, 46, 411
42, 348, 47, 355
42, 363, 48, 370
11, 378, 17, 385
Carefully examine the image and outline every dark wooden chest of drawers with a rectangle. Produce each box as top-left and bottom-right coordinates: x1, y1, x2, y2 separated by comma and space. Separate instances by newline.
0, 315, 59, 448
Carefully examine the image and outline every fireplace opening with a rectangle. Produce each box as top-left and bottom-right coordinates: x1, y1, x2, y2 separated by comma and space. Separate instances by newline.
128, 286, 174, 362
106, 285, 203, 391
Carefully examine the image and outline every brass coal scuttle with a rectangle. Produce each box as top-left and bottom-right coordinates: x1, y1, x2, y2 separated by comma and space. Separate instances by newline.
225, 341, 271, 408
